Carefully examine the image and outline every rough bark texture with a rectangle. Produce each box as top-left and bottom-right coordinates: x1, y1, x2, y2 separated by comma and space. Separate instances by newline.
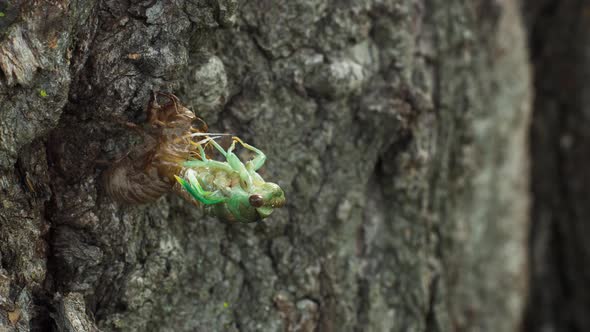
0, 1, 530, 331
524, 1, 590, 331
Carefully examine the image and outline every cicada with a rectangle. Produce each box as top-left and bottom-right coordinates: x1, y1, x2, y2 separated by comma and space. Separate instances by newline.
104, 92, 285, 223
175, 136, 285, 223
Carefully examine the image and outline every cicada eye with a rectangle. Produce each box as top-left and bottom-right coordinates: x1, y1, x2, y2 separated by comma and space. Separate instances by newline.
249, 194, 264, 207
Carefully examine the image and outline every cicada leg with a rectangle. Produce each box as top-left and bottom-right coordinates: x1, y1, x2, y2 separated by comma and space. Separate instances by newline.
206, 138, 229, 158
190, 117, 209, 133
155, 91, 182, 114
197, 144, 209, 161
183, 142, 234, 173
232, 136, 267, 171
206, 137, 253, 187
147, 92, 174, 127
208, 137, 243, 172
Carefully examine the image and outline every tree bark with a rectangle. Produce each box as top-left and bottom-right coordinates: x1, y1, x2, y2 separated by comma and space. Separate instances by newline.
0, 1, 530, 331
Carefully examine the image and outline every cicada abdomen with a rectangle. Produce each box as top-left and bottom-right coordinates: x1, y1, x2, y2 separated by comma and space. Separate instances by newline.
104, 156, 173, 204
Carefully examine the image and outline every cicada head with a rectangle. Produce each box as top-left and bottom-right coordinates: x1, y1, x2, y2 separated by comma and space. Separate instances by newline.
183, 174, 285, 224
214, 180, 285, 223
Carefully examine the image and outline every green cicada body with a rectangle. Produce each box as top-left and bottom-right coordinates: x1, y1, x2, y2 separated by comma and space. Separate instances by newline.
174, 137, 285, 223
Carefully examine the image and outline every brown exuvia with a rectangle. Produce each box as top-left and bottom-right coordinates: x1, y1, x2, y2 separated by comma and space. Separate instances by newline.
103, 92, 208, 205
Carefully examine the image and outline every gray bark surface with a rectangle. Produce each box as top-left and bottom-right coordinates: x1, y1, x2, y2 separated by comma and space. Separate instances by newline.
0, 1, 530, 331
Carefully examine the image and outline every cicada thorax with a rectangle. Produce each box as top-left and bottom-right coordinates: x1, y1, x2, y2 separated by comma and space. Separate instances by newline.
104, 92, 210, 205
170, 164, 242, 218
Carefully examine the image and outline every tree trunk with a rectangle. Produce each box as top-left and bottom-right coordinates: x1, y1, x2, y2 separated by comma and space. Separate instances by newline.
524, 1, 590, 331
0, 1, 530, 331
